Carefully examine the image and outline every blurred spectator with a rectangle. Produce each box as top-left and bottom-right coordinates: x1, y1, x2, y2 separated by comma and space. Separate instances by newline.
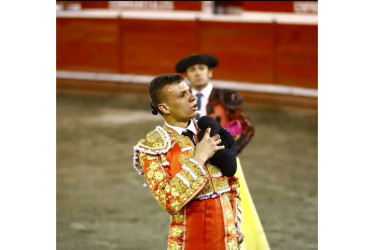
175, 54, 254, 154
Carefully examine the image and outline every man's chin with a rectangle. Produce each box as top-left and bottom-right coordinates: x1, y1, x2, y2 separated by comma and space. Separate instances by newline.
191, 81, 208, 88
189, 113, 197, 120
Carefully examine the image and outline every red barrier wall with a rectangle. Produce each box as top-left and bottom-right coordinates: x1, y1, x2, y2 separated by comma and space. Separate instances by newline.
56, 18, 121, 72
56, 17, 317, 88
119, 19, 197, 74
198, 21, 275, 83
174, 2, 202, 11
275, 24, 318, 88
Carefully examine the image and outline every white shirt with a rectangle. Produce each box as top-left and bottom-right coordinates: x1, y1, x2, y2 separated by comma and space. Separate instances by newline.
164, 120, 197, 136
191, 82, 213, 118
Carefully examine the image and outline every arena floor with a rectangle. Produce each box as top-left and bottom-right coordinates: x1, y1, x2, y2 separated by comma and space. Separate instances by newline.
56, 93, 317, 250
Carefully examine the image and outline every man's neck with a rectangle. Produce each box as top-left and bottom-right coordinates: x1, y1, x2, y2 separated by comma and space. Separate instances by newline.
164, 117, 189, 128
193, 84, 208, 92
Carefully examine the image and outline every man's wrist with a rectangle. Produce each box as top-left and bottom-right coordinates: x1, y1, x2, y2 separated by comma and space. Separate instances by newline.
191, 157, 205, 167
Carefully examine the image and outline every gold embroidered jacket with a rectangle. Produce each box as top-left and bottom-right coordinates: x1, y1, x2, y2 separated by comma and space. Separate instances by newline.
133, 124, 242, 249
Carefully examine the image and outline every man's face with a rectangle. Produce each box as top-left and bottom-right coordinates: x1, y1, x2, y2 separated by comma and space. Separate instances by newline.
159, 81, 198, 122
185, 64, 212, 91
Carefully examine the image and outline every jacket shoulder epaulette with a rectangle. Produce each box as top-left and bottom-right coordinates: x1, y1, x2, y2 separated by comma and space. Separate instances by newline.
133, 126, 171, 175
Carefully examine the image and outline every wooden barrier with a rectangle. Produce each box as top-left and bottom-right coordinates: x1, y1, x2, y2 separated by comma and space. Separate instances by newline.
57, 16, 317, 88
119, 19, 198, 74
275, 24, 318, 88
198, 21, 275, 83
56, 18, 121, 73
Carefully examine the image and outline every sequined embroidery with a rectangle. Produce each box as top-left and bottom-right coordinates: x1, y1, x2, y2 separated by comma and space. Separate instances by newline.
134, 124, 242, 249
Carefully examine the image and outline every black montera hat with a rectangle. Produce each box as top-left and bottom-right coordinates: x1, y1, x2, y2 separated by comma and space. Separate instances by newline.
197, 116, 237, 177
175, 54, 218, 73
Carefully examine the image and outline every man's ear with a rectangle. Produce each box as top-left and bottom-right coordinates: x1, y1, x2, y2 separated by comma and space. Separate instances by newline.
208, 69, 213, 78
158, 103, 170, 114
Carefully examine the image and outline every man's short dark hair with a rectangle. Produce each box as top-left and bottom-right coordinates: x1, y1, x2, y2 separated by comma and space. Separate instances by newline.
149, 74, 184, 115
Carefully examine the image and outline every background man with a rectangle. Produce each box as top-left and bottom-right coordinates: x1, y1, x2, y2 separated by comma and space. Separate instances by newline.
175, 54, 254, 154
133, 74, 244, 249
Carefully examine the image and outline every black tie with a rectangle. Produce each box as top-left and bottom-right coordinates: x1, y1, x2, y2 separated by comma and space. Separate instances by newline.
182, 129, 196, 146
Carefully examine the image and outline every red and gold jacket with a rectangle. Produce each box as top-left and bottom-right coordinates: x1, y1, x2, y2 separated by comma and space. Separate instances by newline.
133, 124, 242, 249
